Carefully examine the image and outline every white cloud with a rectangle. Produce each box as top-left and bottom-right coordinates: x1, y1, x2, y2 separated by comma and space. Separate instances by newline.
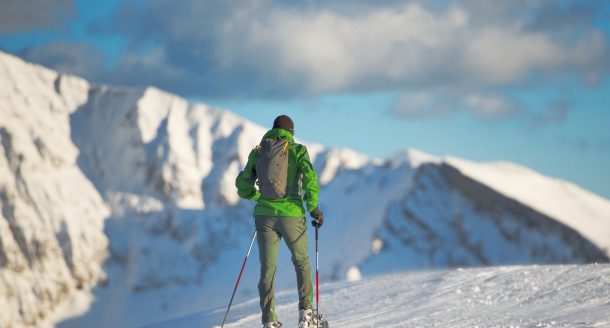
215, 2, 608, 95
391, 90, 521, 121
391, 90, 456, 119
12, 0, 608, 121
219, 4, 473, 93
463, 94, 521, 119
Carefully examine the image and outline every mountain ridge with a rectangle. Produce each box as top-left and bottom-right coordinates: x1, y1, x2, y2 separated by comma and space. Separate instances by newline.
0, 50, 608, 327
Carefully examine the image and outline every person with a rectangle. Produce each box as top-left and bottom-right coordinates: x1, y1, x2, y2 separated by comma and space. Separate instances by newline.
236, 115, 324, 328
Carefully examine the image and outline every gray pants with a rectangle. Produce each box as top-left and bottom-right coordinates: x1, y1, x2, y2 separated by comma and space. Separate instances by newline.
255, 216, 313, 323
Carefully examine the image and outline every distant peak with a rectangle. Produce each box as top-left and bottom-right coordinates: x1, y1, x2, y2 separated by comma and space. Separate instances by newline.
390, 148, 439, 168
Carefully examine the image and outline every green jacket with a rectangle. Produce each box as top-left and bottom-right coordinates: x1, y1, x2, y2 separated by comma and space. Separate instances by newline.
235, 128, 320, 217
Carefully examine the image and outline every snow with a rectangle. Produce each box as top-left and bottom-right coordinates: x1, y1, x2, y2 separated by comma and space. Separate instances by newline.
390, 148, 441, 168
144, 264, 610, 328
3, 50, 610, 328
363, 160, 609, 276
345, 266, 362, 282
445, 157, 610, 256
315, 148, 371, 185
0, 51, 109, 328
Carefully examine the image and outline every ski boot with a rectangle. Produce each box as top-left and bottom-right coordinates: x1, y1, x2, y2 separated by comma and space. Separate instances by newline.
263, 322, 282, 328
298, 309, 329, 328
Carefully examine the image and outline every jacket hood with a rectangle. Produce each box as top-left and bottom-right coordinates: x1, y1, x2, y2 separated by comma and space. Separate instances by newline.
262, 128, 294, 142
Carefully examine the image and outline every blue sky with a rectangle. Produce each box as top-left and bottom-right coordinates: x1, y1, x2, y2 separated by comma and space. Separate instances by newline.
1, 0, 609, 199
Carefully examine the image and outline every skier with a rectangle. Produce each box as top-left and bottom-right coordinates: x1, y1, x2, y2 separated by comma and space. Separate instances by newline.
236, 115, 325, 328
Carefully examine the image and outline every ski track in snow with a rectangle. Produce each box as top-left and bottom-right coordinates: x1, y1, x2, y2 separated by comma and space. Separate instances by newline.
144, 264, 610, 328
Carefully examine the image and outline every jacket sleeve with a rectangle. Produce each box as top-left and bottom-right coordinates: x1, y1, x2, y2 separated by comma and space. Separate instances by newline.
235, 148, 260, 201
297, 145, 320, 212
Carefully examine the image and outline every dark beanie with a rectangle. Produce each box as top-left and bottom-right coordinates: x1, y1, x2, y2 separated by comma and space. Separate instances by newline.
273, 115, 294, 134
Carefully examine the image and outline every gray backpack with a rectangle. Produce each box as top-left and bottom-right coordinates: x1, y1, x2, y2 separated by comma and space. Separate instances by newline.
256, 139, 290, 199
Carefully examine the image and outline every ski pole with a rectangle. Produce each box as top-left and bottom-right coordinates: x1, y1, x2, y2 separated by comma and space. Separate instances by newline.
315, 223, 319, 328
221, 230, 257, 328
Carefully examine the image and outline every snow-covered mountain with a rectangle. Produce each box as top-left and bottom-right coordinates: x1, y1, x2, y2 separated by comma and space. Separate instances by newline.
362, 159, 609, 275
1, 51, 609, 327
0, 52, 108, 327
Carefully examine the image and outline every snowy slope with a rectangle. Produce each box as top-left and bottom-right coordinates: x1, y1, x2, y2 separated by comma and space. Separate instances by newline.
361, 161, 609, 276
2, 50, 610, 328
445, 157, 610, 255
145, 264, 610, 328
